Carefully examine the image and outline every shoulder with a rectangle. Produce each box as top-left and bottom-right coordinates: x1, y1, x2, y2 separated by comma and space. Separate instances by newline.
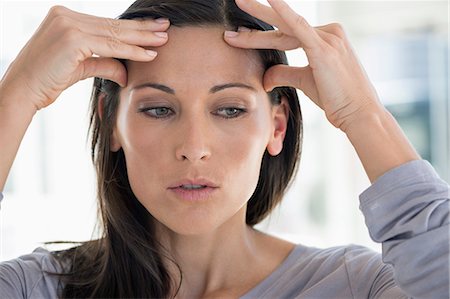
290, 244, 386, 277
243, 244, 402, 298
0, 248, 63, 299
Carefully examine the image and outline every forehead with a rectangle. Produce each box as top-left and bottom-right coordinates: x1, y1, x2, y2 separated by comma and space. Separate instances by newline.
126, 26, 264, 90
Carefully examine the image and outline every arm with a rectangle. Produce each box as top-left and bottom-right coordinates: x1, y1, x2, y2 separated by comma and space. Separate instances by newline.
226, 0, 420, 183
0, 79, 37, 191
225, 0, 448, 297
0, 5, 169, 193
360, 159, 449, 298
343, 103, 420, 183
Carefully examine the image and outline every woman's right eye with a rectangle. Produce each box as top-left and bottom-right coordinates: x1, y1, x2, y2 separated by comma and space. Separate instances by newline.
138, 107, 174, 119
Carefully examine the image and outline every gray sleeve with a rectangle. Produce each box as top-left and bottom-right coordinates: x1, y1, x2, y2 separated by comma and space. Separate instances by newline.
0, 248, 61, 299
359, 159, 450, 299
343, 246, 408, 299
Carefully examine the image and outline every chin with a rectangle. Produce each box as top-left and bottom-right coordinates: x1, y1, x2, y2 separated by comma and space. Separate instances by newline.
155, 213, 236, 237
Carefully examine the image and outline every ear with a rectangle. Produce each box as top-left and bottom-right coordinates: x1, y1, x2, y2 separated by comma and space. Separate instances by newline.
110, 130, 122, 152
98, 93, 122, 152
267, 96, 289, 156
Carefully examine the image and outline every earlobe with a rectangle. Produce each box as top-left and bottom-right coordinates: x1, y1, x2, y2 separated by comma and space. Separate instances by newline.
98, 93, 122, 152
267, 97, 289, 156
110, 130, 122, 152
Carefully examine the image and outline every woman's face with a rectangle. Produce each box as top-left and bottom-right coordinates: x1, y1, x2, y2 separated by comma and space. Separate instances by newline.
113, 26, 287, 235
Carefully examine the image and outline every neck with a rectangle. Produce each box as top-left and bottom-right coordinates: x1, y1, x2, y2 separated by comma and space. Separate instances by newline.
154, 208, 285, 298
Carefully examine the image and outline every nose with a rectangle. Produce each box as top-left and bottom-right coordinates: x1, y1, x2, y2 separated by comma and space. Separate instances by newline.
175, 117, 211, 162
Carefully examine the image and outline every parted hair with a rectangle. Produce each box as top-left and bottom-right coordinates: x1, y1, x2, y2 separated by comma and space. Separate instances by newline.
53, 0, 302, 297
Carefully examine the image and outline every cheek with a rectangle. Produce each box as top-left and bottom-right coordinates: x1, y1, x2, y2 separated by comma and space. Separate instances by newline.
115, 114, 167, 194
218, 114, 272, 194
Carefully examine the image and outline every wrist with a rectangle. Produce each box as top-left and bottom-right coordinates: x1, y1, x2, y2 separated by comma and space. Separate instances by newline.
340, 101, 388, 136
0, 77, 39, 117
341, 101, 420, 182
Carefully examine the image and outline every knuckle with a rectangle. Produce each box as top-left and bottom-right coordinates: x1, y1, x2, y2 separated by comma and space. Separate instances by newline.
136, 18, 149, 29
274, 30, 284, 39
270, 34, 284, 49
294, 15, 310, 29
104, 18, 122, 38
48, 5, 67, 17
52, 14, 72, 30
329, 23, 346, 38
106, 36, 122, 51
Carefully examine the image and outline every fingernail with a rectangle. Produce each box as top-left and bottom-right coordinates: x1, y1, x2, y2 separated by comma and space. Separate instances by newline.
146, 50, 157, 57
224, 31, 239, 38
238, 26, 251, 32
154, 32, 168, 38
155, 18, 169, 24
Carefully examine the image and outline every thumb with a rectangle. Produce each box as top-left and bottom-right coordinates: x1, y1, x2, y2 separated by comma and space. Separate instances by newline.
80, 57, 127, 87
264, 65, 318, 100
264, 64, 303, 91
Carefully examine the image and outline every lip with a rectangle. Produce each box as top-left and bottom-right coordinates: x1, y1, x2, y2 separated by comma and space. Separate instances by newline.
168, 178, 219, 189
168, 178, 219, 201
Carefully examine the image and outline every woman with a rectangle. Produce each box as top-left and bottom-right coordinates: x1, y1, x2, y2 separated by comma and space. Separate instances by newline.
0, 0, 448, 298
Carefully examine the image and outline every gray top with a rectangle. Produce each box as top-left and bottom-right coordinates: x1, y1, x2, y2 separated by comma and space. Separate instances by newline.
0, 160, 449, 299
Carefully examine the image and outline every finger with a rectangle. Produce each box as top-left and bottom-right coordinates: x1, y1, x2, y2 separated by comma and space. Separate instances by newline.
264, 64, 318, 100
234, 0, 293, 34
80, 57, 127, 87
267, 0, 321, 49
76, 17, 170, 44
264, 64, 302, 91
224, 29, 301, 51
93, 16, 170, 31
81, 33, 159, 61
59, 6, 170, 31
78, 22, 169, 47
315, 23, 347, 39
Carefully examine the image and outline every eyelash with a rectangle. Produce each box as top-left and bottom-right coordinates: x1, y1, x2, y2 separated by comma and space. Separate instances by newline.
214, 107, 247, 119
139, 107, 174, 119
138, 107, 247, 119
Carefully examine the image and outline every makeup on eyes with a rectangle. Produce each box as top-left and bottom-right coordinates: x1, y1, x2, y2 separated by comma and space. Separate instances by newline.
133, 93, 255, 110
137, 104, 249, 120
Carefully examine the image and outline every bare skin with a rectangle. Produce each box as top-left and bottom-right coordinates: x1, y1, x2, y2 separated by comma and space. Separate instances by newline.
0, 6, 170, 191
225, 0, 420, 183
113, 26, 294, 297
0, 0, 420, 298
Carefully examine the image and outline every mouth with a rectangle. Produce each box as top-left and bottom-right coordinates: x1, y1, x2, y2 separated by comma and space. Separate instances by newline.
168, 179, 219, 201
178, 184, 209, 190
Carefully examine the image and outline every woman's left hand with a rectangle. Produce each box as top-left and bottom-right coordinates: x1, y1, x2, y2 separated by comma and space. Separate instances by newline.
224, 0, 382, 132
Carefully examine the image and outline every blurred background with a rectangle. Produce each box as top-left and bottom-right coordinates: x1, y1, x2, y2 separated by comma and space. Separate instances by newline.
1, 0, 448, 261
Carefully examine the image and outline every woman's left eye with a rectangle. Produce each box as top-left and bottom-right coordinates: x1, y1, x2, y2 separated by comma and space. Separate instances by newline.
214, 107, 246, 118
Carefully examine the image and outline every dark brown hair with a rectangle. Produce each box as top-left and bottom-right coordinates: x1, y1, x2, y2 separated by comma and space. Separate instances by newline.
53, 0, 302, 297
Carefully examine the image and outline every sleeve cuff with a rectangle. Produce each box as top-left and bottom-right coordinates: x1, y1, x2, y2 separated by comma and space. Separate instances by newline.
359, 159, 439, 212
358, 159, 449, 242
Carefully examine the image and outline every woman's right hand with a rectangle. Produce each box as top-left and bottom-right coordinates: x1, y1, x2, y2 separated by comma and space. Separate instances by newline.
1, 5, 169, 111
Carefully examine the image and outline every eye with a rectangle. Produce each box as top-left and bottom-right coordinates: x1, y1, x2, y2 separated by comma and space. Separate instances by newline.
214, 107, 247, 119
139, 107, 174, 119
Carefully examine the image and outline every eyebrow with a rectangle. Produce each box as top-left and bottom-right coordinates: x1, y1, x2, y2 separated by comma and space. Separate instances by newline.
131, 82, 257, 94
